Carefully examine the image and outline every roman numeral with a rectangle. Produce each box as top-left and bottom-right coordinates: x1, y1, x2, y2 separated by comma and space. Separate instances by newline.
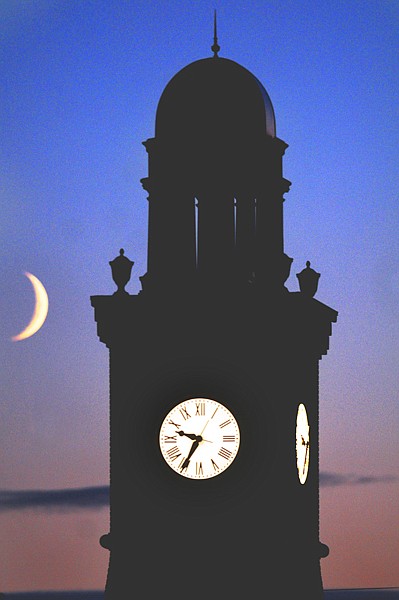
179, 405, 191, 420
169, 419, 181, 428
223, 435, 236, 443
211, 459, 219, 472
211, 406, 219, 419
166, 446, 182, 461
195, 462, 203, 476
164, 435, 177, 444
219, 419, 231, 429
195, 401, 205, 416
218, 447, 232, 460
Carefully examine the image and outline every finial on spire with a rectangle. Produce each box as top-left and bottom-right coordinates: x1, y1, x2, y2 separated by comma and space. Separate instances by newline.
211, 9, 220, 57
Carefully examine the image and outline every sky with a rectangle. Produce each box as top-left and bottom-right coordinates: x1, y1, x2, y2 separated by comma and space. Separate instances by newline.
1, 0, 398, 593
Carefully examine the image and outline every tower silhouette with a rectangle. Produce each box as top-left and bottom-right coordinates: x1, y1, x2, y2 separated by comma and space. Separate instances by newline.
92, 30, 337, 600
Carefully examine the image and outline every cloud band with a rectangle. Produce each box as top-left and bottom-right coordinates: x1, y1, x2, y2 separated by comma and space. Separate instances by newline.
0, 474, 397, 512
0, 486, 109, 512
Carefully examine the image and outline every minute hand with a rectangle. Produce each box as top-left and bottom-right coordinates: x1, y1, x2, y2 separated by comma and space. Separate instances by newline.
181, 440, 200, 471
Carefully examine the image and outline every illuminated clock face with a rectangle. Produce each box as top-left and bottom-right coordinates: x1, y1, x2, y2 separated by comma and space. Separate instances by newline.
159, 398, 240, 479
296, 403, 310, 484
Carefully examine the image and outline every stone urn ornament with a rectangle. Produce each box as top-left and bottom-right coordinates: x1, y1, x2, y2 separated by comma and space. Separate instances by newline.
296, 261, 320, 298
109, 248, 134, 295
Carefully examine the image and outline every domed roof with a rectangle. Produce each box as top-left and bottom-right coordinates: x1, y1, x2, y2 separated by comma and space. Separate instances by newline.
155, 57, 276, 142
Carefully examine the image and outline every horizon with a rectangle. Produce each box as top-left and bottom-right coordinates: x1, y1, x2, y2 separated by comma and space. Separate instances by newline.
3, 587, 399, 598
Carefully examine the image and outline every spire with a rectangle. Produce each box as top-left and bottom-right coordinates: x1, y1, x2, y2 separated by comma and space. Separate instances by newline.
211, 9, 220, 57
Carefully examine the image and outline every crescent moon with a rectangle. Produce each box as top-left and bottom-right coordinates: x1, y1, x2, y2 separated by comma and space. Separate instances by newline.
11, 272, 49, 342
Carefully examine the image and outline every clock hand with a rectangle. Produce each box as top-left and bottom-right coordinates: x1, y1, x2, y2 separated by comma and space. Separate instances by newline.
303, 441, 309, 474
180, 440, 200, 470
177, 420, 211, 442
199, 419, 210, 436
176, 430, 198, 440
177, 430, 208, 443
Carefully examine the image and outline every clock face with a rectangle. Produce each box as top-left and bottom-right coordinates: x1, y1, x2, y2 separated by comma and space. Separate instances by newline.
159, 398, 240, 479
296, 403, 310, 484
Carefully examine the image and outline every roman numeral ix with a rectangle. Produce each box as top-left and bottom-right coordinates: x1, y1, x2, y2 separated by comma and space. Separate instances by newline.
179, 406, 191, 420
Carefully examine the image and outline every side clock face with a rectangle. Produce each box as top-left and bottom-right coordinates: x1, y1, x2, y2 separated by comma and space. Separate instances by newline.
296, 403, 310, 484
159, 398, 240, 479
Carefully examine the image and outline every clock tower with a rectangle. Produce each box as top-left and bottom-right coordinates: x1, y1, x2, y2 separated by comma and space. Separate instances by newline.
92, 34, 337, 600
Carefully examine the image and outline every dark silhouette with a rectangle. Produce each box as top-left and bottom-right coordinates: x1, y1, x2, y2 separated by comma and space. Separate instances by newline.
92, 24, 337, 600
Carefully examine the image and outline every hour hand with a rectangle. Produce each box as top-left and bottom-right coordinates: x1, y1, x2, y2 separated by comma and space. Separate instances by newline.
176, 430, 197, 440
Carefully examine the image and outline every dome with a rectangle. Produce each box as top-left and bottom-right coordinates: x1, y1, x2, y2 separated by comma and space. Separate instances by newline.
155, 57, 276, 142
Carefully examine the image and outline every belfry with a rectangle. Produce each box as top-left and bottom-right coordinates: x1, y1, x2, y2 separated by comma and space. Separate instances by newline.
92, 22, 337, 599
141, 32, 290, 296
